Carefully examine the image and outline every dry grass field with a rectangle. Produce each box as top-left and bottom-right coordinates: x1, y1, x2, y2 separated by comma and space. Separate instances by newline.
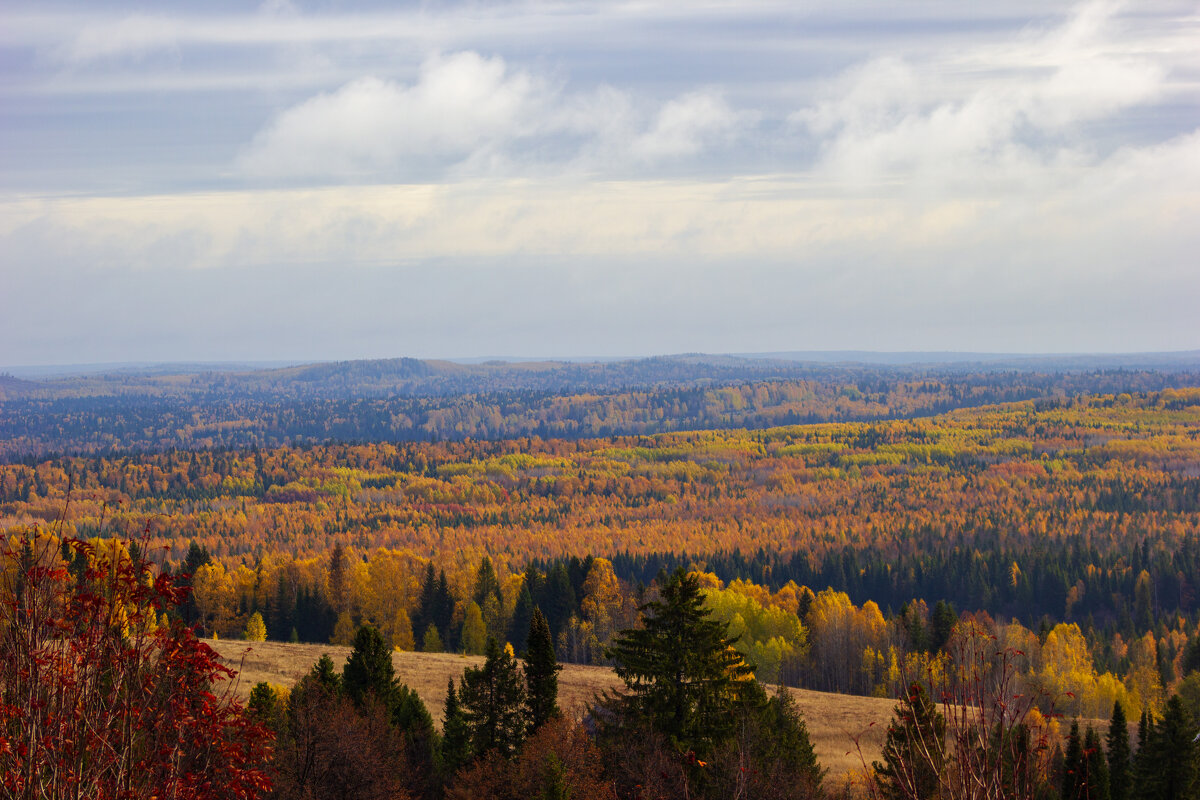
211, 639, 891, 778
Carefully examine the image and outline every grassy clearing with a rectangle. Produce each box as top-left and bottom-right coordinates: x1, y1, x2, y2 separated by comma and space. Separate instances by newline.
212, 639, 892, 778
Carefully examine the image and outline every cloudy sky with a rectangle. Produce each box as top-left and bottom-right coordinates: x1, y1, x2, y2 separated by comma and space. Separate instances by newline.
2, 0, 1198, 365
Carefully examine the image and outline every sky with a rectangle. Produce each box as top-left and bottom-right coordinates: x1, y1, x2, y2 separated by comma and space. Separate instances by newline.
1, 0, 1198, 366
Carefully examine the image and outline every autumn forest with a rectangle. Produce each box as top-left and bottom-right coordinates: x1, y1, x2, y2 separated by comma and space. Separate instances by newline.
4, 356, 1200, 798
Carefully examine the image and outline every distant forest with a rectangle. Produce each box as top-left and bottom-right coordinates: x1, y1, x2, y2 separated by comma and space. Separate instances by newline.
2, 353, 1199, 459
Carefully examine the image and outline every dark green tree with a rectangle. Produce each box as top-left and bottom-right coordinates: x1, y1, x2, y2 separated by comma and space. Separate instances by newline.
605, 567, 755, 756
474, 556, 502, 609
309, 652, 342, 694
1064, 720, 1083, 800
1138, 695, 1197, 800
873, 683, 946, 800
1107, 700, 1132, 800
507, 585, 535, 655
525, 607, 561, 733
393, 683, 440, 798
459, 637, 527, 759
441, 677, 473, 778
342, 624, 395, 708
1082, 725, 1110, 800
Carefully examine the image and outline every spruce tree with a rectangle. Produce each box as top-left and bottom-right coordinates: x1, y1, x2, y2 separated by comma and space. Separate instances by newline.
441, 677, 473, 778
459, 637, 527, 758
1082, 726, 1109, 800
1140, 695, 1197, 800
508, 585, 535, 655
873, 682, 946, 800
606, 566, 755, 756
1064, 720, 1083, 800
525, 607, 561, 733
1107, 700, 1132, 800
342, 624, 395, 708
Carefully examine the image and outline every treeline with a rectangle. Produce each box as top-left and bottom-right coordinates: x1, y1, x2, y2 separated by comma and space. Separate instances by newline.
75, 527, 1199, 725
3, 360, 1197, 458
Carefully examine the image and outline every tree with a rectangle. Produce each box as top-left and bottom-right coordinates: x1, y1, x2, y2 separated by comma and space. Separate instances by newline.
1138, 695, 1198, 800
873, 683, 946, 800
461, 601, 488, 655
243, 611, 267, 642
441, 678, 473, 779
1063, 721, 1083, 800
525, 607, 562, 733
459, 638, 527, 759
342, 624, 395, 708
0, 532, 272, 799
1107, 700, 1132, 800
605, 567, 755, 756
1081, 726, 1109, 800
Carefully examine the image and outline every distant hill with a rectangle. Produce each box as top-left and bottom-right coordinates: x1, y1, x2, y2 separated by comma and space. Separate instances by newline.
2, 352, 1198, 459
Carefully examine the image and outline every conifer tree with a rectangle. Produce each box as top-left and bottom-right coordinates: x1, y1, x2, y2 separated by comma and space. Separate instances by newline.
1107, 700, 1132, 800
1063, 720, 1083, 800
1082, 726, 1109, 800
508, 584, 535, 655
525, 607, 562, 733
343, 624, 395, 708
1139, 695, 1197, 800
873, 683, 946, 800
460, 637, 527, 758
606, 567, 754, 755
441, 677, 473, 778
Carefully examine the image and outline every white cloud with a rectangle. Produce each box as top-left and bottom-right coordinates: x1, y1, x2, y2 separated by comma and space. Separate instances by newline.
237, 53, 552, 178
237, 52, 757, 180
793, 0, 1167, 188
630, 91, 746, 161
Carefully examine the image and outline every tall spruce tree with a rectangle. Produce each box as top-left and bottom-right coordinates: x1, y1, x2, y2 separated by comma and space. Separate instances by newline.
1107, 700, 1132, 800
1139, 695, 1197, 800
459, 637, 527, 758
873, 683, 946, 800
1064, 720, 1083, 800
1082, 726, 1110, 800
441, 677, 473, 778
606, 567, 755, 756
343, 624, 395, 708
525, 607, 561, 733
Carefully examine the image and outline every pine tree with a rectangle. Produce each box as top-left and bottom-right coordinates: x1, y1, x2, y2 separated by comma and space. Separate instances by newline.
441, 677, 473, 778
459, 637, 527, 758
343, 624, 395, 708
1107, 700, 1132, 800
606, 567, 755, 755
525, 607, 561, 733
873, 683, 946, 800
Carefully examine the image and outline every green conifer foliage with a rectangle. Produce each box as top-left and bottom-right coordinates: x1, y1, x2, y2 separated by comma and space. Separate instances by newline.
343, 624, 395, 708
441, 677, 473, 778
606, 567, 755, 755
1138, 695, 1198, 800
1107, 700, 1132, 800
460, 637, 527, 758
873, 683, 946, 800
1064, 720, 1083, 800
525, 607, 562, 733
